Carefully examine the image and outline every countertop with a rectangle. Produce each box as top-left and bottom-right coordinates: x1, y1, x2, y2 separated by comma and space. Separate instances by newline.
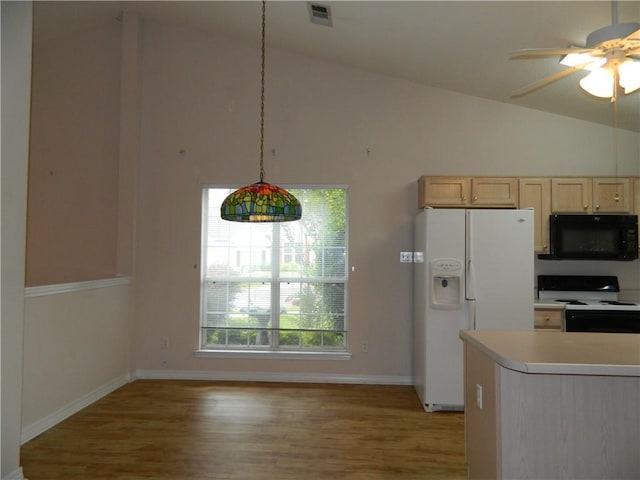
459, 330, 640, 377
533, 300, 565, 309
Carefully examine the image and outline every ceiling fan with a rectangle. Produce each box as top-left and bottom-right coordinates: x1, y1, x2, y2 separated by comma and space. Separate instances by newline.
510, 1, 640, 99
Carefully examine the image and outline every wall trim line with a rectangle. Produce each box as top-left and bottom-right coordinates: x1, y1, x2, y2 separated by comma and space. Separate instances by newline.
134, 369, 412, 386
24, 276, 132, 298
20, 371, 413, 447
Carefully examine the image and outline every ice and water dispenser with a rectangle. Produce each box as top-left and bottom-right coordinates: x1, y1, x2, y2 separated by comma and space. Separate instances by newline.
430, 258, 463, 309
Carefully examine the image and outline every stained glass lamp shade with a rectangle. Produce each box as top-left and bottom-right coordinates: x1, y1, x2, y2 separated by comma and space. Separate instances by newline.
220, 0, 301, 223
220, 181, 301, 222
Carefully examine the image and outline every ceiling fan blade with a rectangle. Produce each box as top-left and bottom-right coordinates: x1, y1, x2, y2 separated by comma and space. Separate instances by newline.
624, 28, 640, 42
510, 63, 591, 98
510, 47, 596, 59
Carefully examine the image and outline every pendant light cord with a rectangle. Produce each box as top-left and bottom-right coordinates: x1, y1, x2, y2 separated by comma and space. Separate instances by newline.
259, 0, 266, 183
611, 69, 620, 200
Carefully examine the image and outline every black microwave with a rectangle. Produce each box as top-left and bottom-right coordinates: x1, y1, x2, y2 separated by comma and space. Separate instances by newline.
541, 214, 638, 261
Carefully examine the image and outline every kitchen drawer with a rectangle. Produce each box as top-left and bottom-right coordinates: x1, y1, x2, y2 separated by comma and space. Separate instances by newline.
534, 309, 563, 331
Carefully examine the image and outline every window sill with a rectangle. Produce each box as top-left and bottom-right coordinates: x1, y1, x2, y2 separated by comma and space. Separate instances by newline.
194, 349, 352, 361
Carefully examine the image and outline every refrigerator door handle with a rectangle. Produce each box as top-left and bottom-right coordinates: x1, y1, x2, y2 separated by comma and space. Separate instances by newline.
467, 299, 476, 330
466, 259, 476, 300
465, 210, 476, 301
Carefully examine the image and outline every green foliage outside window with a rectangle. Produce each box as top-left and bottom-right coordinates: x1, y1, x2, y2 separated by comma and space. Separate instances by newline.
202, 187, 348, 351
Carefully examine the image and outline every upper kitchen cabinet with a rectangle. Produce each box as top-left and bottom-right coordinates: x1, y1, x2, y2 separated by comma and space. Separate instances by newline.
470, 178, 518, 207
550, 178, 592, 213
635, 178, 640, 215
592, 178, 632, 213
551, 177, 632, 214
418, 176, 517, 208
518, 178, 551, 254
419, 176, 470, 207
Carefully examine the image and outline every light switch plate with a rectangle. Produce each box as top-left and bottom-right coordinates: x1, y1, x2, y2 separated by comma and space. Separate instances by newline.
400, 252, 413, 263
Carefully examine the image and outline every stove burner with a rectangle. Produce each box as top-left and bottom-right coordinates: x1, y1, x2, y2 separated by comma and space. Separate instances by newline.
600, 300, 637, 306
555, 299, 587, 305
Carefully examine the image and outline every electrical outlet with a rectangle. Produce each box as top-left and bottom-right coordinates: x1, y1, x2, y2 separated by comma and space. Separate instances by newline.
400, 252, 413, 263
361, 340, 368, 352
476, 384, 483, 409
161, 337, 169, 349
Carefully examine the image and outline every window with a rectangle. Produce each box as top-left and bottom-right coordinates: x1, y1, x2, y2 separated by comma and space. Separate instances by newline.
201, 187, 348, 352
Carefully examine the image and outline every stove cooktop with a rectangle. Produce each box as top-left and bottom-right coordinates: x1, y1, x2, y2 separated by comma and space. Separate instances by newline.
556, 299, 639, 306
553, 299, 640, 311
538, 275, 640, 311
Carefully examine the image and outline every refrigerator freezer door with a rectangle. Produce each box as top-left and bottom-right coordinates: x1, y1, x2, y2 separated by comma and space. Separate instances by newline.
414, 209, 468, 410
465, 209, 534, 331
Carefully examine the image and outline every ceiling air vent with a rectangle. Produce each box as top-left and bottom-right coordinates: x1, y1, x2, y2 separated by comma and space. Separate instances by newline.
308, 2, 332, 27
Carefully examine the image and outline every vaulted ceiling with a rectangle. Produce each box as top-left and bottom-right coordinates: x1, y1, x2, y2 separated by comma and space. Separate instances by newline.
34, 1, 640, 132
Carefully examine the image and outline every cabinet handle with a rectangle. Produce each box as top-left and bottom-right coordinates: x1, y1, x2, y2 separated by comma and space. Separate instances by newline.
473, 196, 478, 201
461, 196, 466, 201
595, 205, 600, 210
544, 317, 550, 322
583, 205, 588, 210
614, 195, 620, 202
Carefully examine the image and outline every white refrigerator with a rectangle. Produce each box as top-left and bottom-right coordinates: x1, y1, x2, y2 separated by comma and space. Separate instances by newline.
413, 208, 534, 412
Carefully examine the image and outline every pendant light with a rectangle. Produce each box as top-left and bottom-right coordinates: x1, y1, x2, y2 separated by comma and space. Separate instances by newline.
221, 1, 301, 222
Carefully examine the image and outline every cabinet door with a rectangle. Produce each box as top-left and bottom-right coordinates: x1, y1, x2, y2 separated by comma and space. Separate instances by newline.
470, 178, 518, 207
592, 177, 632, 213
519, 178, 551, 253
418, 176, 470, 207
551, 178, 591, 213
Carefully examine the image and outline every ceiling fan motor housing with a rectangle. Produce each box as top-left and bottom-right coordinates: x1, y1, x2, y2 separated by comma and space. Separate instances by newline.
586, 22, 640, 48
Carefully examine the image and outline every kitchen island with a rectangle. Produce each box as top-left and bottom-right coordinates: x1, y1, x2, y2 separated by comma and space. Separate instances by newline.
459, 330, 640, 480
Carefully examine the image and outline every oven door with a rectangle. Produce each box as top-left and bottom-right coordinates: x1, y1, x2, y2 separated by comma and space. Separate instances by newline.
564, 309, 640, 333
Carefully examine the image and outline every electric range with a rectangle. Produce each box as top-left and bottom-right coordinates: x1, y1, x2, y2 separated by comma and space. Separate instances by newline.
538, 275, 640, 333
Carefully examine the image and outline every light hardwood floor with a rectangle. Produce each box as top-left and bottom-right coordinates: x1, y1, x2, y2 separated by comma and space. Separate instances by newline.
21, 380, 467, 480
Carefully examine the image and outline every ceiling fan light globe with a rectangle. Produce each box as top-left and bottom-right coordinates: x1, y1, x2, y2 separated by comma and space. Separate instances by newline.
579, 68, 614, 98
560, 52, 604, 71
618, 60, 640, 94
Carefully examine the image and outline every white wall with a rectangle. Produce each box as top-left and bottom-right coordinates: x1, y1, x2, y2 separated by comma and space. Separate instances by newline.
21, 282, 133, 442
1, 3, 32, 479
18, 11, 140, 450
26, 21, 122, 286
133, 20, 639, 382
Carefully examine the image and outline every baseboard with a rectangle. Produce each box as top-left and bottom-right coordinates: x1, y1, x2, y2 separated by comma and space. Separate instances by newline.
21, 373, 132, 445
2, 467, 24, 480
19, 370, 411, 446
135, 369, 412, 386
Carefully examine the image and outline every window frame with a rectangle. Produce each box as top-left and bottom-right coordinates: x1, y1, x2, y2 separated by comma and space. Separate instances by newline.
198, 185, 350, 358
